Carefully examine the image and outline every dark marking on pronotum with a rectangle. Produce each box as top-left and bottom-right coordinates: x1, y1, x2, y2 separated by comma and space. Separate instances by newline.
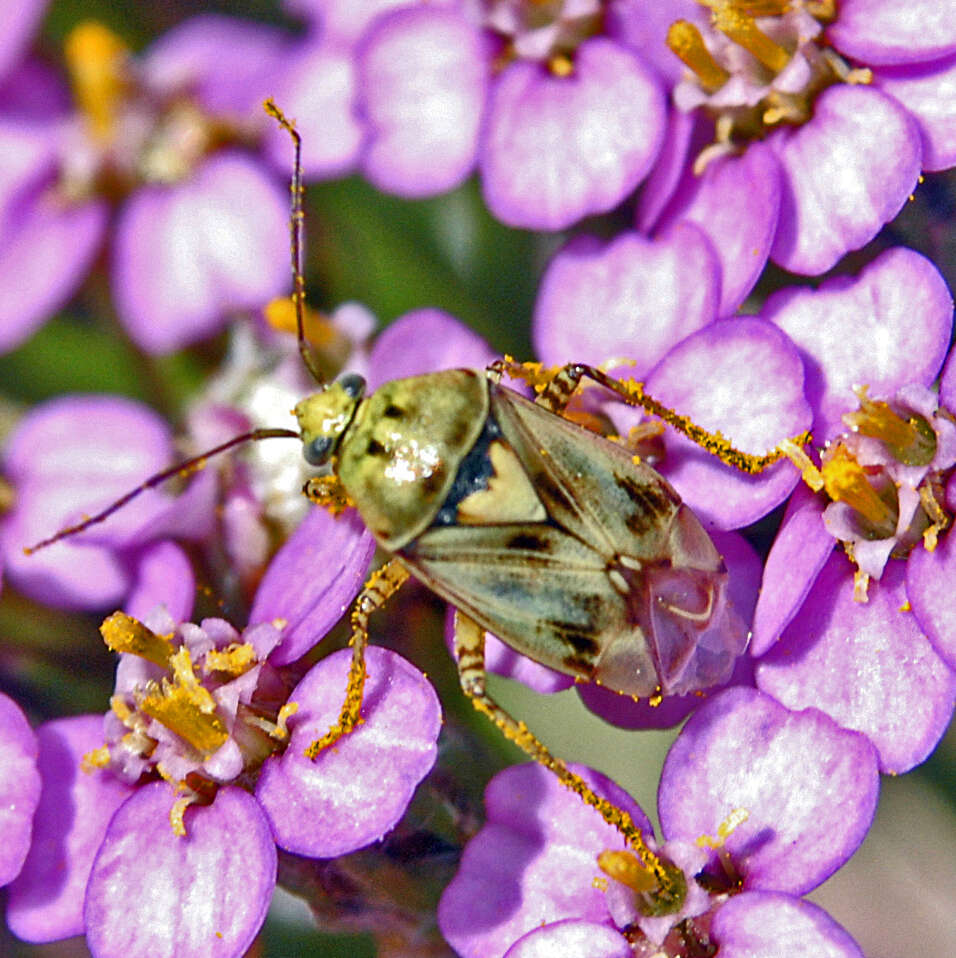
382, 403, 405, 419
366, 438, 388, 457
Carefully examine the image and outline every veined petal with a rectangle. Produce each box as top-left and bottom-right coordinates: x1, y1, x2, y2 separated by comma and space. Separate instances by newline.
0, 693, 40, 887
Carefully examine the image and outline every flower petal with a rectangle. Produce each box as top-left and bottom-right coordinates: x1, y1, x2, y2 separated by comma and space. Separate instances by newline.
750, 483, 833, 657
645, 317, 811, 529
112, 152, 288, 354
248, 506, 375, 665
659, 687, 879, 894
756, 554, 956, 773
763, 246, 953, 442
124, 540, 196, 624
0, 693, 40, 887
533, 225, 720, 377
480, 38, 665, 229
504, 919, 631, 958
256, 646, 440, 857
769, 85, 921, 275
659, 142, 782, 316
874, 53, 956, 171
438, 762, 650, 958
0, 0, 47, 83
906, 530, 956, 670
6, 716, 135, 942
358, 6, 486, 196
366, 308, 496, 390
712, 891, 864, 958
84, 783, 276, 958
826, 0, 956, 66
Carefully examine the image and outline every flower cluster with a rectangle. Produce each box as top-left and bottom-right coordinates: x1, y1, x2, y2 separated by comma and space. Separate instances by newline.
0, 2, 953, 957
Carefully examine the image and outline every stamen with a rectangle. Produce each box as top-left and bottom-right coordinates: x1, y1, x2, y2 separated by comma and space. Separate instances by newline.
100, 612, 173, 668
780, 437, 824, 491
821, 446, 898, 531
597, 849, 689, 917
139, 648, 229, 757
696, 807, 749, 848
843, 388, 937, 467
64, 21, 129, 143
711, 5, 791, 74
598, 849, 659, 893
667, 20, 731, 91
548, 54, 574, 77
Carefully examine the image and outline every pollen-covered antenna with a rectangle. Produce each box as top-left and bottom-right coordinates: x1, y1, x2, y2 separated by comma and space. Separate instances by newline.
263, 98, 324, 387
24, 426, 299, 555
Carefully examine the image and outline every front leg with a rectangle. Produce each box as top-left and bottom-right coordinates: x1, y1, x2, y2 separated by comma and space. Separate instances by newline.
306, 559, 410, 758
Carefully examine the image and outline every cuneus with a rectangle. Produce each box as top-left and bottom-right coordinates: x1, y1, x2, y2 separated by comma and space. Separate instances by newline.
27, 100, 809, 916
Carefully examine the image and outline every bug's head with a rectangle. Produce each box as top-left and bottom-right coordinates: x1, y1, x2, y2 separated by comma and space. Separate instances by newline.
295, 373, 366, 466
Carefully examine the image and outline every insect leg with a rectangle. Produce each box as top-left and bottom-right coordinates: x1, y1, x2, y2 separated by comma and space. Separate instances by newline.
305, 559, 410, 758
303, 475, 353, 516
492, 358, 811, 475
453, 610, 682, 894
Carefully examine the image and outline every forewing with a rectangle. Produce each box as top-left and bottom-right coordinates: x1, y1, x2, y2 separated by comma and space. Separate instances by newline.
489, 386, 682, 562
402, 522, 659, 692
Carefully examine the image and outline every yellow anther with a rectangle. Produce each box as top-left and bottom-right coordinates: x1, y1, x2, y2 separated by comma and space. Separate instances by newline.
598, 849, 659, 894
710, 4, 791, 74
264, 297, 340, 347
549, 53, 574, 77
272, 701, 299, 740
821, 446, 897, 530
779, 437, 824, 491
843, 387, 937, 467
852, 567, 870, 603
203, 642, 257, 677
169, 796, 190, 838
81, 745, 111, 772
100, 612, 174, 668
667, 20, 731, 91
696, 807, 749, 848
64, 21, 129, 142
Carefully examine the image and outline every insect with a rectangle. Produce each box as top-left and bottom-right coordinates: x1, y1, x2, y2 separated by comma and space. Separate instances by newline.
27, 101, 808, 874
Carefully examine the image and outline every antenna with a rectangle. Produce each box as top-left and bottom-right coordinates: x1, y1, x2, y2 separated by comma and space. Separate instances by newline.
263, 98, 324, 386
24, 427, 299, 554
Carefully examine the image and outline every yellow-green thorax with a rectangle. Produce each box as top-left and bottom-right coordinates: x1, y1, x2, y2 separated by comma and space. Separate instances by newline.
296, 370, 488, 549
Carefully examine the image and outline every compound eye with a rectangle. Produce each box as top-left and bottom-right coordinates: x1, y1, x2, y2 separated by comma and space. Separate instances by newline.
303, 435, 334, 466
338, 373, 366, 400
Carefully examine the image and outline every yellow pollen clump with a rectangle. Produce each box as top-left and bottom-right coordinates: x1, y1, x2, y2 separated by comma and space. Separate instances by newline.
821, 446, 897, 528
100, 612, 174, 668
203, 642, 258, 677
64, 21, 129, 143
82, 745, 111, 772
548, 53, 574, 77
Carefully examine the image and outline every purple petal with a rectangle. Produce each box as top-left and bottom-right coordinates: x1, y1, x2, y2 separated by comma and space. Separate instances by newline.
659, 142, 782, 316
764, 246, 954, 443
256, 646, 440, 857
579, 530, 761, 728
0, 190, 106, 353
248, 506, 375, 665
438, 762, 651, 958
287, 0, 410, 45
112, 152, 288, 354
907, 530, 956, 670
941, 342, 956, 412
634, 108, 698, 233
712, 891, 864, 958
874, 53, 956, 171
6, 716, 135, 942
480, 37, 665, 229
366, 308, 496, 390
751, 483, 833, 657
756, 554, 956, 773
826, 0, 956, 66
769, 85, 922, 275
659, 687, 879, 895
532, 225, 720, 377
84, 783, 276, 958
2, 395, 177, 610
645, 317, 811, 529
504, 919, 630, 958
142, 14, 291, 115
263, 38, 362, 179
358, 6, 486, 196
0, 693, 40, 887
0, 0, 46, 83
124, 540, 195, 624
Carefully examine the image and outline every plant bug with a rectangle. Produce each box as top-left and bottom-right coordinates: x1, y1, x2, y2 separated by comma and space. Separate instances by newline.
27, 101, 810, 885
